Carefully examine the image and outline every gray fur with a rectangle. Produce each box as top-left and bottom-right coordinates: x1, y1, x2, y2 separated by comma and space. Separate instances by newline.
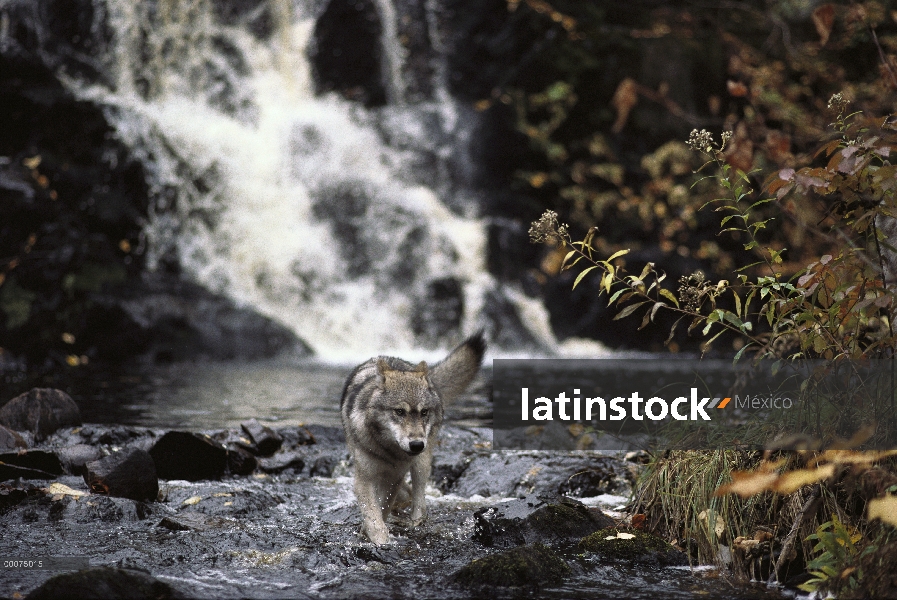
340, 332, 485, 544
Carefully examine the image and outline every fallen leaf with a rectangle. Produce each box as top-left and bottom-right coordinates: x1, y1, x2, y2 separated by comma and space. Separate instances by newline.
698, 510, 725, 537
868, 496, 897, 527
812, 4, 836, 46
604, 532, 636, 540
182, 496, 202, 506
43, 483, 87, 499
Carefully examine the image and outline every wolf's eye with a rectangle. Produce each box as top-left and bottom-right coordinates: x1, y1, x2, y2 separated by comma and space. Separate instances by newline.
394, 408, 406, 417
420, 409, 429, 417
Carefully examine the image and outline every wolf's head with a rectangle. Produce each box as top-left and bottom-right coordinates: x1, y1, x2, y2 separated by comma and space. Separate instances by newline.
376, 359, 442, 455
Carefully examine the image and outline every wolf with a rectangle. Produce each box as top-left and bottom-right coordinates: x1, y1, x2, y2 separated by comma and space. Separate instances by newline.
340, 332, 486, 545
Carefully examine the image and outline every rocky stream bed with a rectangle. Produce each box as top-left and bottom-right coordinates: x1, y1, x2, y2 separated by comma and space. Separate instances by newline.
0, 388, 787, 599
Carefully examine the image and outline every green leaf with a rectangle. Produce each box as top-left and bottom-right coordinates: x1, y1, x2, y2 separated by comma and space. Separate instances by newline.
659, 288, 679, 308
733, 292, 742, 318
573, 266, 599, 290
665, 316, 684, 347
748, 198, 775, 210
703, 328, 726, 348
639, 262, 654, 281
0, 278, 36, 330
608, 288, 627, 305
614, 301, 649, 321
650, 302, 664, 322
733, 342, 752, 363
639, 308, 652, 330
606, 249, 631, 262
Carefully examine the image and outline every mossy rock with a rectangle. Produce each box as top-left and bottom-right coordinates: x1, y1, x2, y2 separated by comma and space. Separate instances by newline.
578, 528, 686, 567
454, 543, 570, 587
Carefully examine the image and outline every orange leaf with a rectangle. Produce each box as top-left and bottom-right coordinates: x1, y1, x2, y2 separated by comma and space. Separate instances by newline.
611, 78, 639, 134
812, 4, 836, 47
715, 470, 778, 497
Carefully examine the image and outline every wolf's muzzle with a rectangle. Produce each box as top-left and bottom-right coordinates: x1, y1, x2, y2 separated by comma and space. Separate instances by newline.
408, 441, 425, 455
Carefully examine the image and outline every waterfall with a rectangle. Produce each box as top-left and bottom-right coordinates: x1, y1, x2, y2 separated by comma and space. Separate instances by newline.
41, 0, 562, 360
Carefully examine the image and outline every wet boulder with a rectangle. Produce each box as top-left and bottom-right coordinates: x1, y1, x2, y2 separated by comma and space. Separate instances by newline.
226, 445, 258, 476
25, 566, 184, 600
149, 431, 227, 481
0, 424, 27, 450
0, 450, 64, 480
0, 483, 33, 511
84, 447, 159, 502
0, 388, 81, 442
240, 418, 282, 456
578, 528, 687, 567
309, 454, 337, 477
57, 444, 104, 476
474, 495, 615, 548
454, 543, 570, 588
451, 452, 632, 498
257, 450, 305, 474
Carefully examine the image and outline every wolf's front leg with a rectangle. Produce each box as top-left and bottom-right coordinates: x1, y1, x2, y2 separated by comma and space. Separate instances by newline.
409, 450, 432, 526
355, 478, 390, 545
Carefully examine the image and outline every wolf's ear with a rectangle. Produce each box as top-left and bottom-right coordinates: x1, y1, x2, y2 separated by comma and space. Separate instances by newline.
413, 361, 428, 374
376, 358, 392, 376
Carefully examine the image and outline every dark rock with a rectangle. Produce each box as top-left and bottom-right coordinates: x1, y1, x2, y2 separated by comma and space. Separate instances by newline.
240, 418, 282, 456
310, 0, 387, 108
57, 444, 104, 476
431, 458, 471, 493
158, 510, 230, 532
411, 277, 465, 346
0, 388, 81, 442
0, 462, 56, 481
84, 447, 158, 502
578, 528, 688, 567
454, 543, 569, 588
0, 424, 27, 450
258, 451, 305, 474
277, 425, 318, 448
78, 425, 155, 447
62, 495, 141, 524
558, 465, 631, 498
0, 450, 64, 481
0, 483, 32, 512
309, 455, 336, 477
450, 452, 632, 498
479, 288, 549, 353
149, 431, 227, 481
473, 496, 615, 548
291, 424, 334, 446
226, 445, 258, 476
25, 566, 184, 600
90, 273, 310, 363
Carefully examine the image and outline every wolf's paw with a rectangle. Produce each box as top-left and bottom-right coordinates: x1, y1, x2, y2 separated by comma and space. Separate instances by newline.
409, 507, 427, 527
363, 523, 391, 546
